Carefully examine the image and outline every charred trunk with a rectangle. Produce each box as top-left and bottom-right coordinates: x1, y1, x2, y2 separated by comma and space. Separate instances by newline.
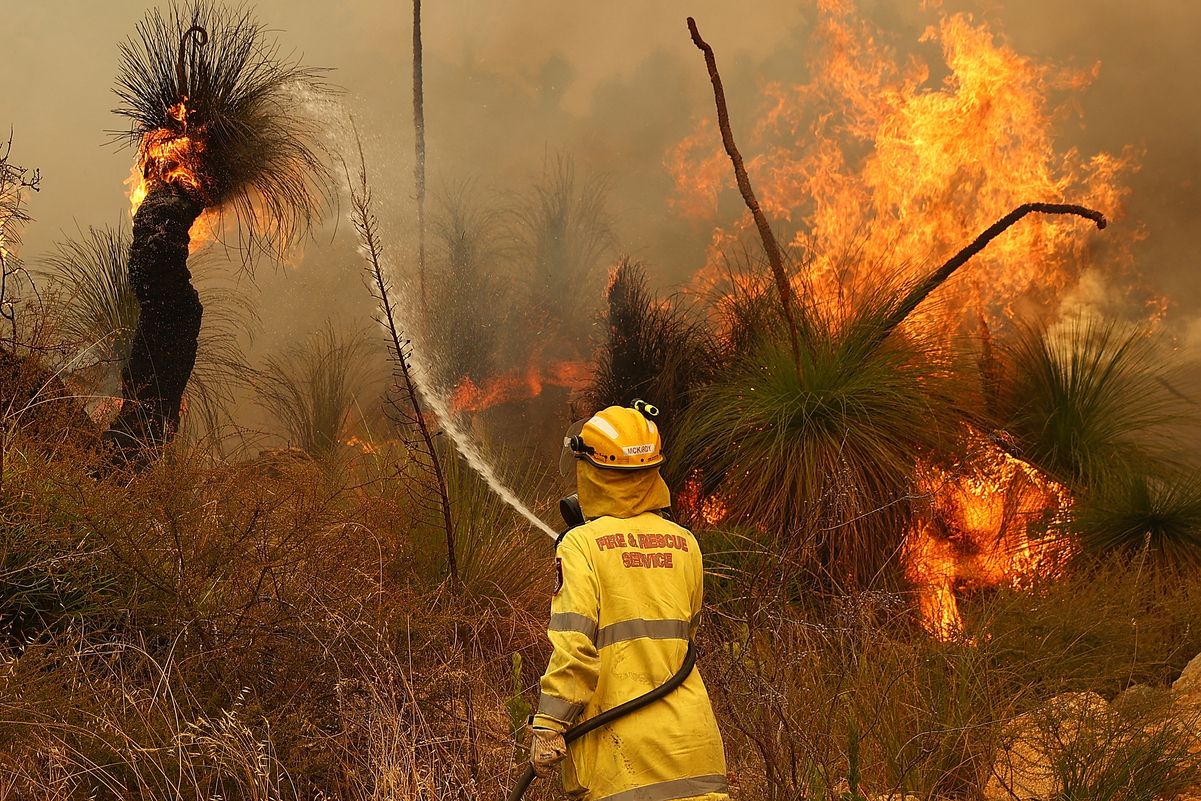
104, 181, 203, 458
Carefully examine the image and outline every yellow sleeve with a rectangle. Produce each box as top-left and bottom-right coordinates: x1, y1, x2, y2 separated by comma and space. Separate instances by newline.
690, 529, 704, 638
532, 532, 600, 733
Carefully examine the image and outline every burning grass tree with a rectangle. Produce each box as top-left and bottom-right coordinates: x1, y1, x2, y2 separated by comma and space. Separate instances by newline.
984, 319, 1201, 570
680, 16, 1109, 590
107, 1, 328, 458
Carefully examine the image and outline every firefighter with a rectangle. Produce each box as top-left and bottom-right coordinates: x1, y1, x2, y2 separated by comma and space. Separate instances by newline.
529, 402, 728, 801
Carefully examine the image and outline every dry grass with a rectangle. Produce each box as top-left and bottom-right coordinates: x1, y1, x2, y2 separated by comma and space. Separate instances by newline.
3, 425, 1201, 799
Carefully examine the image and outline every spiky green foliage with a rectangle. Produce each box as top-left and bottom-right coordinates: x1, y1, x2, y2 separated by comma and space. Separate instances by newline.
990, 319, 1190, 487
1069, 472, 1201, 569
40, 225, 252, 440
113, 0, 330, 257
675, 298, 963, 589
510, 154, 613, 341
588, 259, 718, 450
42, 228, 139, 379
254, 322, 378, 461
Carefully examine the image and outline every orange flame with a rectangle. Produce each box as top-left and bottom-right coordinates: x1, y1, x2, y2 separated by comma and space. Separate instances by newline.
668, 3, 1134, 321
450, 360, 591, 414
344, 435, 378, 455
906, 438, 1074, 639
124, 100, 218, 253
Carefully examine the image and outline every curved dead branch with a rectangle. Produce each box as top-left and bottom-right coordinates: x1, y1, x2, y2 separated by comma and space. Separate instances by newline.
175, 24, 208, 102
877, 203, 1107, 346
688, 16, 803, 365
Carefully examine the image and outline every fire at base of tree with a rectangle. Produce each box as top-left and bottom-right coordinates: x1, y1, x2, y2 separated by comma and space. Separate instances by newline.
3, 1, 1201, 800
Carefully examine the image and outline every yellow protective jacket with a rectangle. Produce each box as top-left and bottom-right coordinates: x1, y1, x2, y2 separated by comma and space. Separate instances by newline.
533, 463, 728, 801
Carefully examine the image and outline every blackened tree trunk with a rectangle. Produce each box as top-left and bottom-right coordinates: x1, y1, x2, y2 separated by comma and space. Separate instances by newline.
104, 181, 203, 458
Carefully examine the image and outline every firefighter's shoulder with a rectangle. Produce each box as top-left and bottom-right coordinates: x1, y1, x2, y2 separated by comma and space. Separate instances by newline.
555, 517, 605, 552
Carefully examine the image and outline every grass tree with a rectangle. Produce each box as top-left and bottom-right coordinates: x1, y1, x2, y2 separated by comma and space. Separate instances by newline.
510, 155, 613, 344
427, 183, 507, 389
985, 318, 1201, 569
587, 258, 718, 453
674, 296, 965, 590
254, 322, 377, 462
41, 225, 251, 441
107, 0, 328, 458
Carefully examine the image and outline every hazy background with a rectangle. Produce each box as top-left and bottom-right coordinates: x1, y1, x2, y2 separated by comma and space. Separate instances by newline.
5, 0, 1200, 443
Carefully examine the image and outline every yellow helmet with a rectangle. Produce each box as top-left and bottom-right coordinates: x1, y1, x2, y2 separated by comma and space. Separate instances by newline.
566, 400, 663, 470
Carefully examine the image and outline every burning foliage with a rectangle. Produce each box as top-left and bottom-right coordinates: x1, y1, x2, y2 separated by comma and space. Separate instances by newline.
669, 2, 1131, 327
114, 1, 330, 256
906, 437, 1073, 640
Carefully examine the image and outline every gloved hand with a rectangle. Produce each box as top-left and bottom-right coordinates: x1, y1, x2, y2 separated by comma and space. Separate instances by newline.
529, 726, 567, 778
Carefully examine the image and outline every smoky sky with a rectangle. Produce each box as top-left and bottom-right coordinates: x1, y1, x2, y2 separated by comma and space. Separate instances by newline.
6, 0, 1201, 358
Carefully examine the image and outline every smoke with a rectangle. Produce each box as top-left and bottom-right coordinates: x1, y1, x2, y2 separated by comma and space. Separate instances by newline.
7, 0, 1201, 453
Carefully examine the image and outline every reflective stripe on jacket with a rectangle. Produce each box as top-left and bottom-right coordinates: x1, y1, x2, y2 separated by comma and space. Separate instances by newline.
534, 510, 728, 801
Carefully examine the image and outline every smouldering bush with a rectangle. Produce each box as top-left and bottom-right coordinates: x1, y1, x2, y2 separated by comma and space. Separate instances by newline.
509, 154, 613, 343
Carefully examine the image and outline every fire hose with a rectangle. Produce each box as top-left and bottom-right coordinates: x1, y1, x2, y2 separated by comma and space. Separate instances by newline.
505, 639, 697, 801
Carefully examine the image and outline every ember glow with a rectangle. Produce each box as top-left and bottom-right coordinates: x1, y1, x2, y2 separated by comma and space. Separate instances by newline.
344, 435, 378, 455
123, 99, 219, 253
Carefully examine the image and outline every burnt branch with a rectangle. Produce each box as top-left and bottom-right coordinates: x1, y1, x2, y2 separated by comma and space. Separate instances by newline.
413, 0, 427, 313
688, 16, 803, 365
345, 128, 459, 589
0, 131, 41, 345
876, 202, 1107, 346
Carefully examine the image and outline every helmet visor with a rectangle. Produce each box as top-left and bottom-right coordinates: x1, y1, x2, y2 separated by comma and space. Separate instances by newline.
559, 417, 588, 477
